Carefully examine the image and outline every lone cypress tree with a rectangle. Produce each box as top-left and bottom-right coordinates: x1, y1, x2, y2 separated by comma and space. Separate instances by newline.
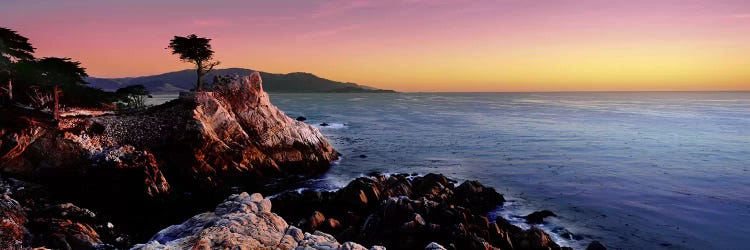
167, 34, 220, 91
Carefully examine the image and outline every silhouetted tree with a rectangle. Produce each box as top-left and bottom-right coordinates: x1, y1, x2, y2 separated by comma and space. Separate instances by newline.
167, 34, 220, 91
15, 57, 88, 119
0, 27, 36, 101
116, 84, 150, 109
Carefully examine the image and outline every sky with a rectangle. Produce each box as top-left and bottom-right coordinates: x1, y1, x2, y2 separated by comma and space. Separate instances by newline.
2, 0, 750, 92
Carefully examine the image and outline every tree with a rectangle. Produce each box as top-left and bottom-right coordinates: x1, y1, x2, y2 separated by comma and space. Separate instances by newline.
0, 27, 36, 101
116, 84, 150, 109
167, 34, 220, 91
16, 57, 88, 119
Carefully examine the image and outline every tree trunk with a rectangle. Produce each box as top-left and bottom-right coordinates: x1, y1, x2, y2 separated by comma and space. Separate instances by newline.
196, 61, 203, 92
53, 85, 60, 120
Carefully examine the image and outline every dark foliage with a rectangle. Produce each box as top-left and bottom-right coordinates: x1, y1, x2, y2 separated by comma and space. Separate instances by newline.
116, 84, 150, 109
0, 27, 35, 67
167, 34, 220, 91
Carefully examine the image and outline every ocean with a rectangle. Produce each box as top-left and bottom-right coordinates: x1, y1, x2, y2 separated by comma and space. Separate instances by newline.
151, 92, 750, 249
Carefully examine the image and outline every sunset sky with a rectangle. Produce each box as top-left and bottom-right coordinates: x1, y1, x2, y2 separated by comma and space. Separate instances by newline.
2, 0, 750, 92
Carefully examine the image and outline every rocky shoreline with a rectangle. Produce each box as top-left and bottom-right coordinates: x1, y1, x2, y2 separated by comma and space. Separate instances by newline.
0, 72, 604, 249
1, 172, 606, 249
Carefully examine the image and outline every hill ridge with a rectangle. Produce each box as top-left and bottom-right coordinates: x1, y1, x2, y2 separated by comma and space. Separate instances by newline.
86, 68, 395, 93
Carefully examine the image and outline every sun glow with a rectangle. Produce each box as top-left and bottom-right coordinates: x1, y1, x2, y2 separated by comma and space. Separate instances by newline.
2, 0, 749, 91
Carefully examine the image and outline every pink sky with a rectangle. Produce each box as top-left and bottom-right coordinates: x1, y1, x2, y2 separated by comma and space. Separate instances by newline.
2, 0, 750, 91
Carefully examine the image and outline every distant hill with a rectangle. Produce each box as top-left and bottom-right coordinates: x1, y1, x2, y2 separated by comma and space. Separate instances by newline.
86, 68, 395, 94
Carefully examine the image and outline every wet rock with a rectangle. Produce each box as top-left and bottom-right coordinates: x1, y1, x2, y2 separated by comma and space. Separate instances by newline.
524, 210, 557, 224
515, 227, 555, 249
270, 173, 571, 250
296, 116, 307, 121
359, 154, 368, 158
412, 173, 453, 202
320, 122, 330, 126
454, 180, 505, 213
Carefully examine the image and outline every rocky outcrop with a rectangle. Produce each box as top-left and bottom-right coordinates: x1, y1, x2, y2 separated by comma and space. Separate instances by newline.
0, 176, 131, 249
0, 72, 339, 245
0, 72, 337, 197
134, 192, 385, 250
271, 173, 573, 250
524, 210, 557, 224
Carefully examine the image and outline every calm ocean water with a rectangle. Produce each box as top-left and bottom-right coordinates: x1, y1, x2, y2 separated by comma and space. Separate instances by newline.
266, 92, 750, 250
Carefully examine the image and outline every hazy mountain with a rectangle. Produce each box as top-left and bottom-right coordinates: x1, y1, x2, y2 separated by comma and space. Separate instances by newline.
86, 68, 395, 94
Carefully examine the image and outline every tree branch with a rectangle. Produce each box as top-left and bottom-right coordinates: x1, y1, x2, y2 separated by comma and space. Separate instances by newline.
204, 61, 220, 75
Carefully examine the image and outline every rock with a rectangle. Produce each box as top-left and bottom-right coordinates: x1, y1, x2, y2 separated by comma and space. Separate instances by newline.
320, 122, 330, 126
0, 194, 26, 249
1, 72, 338, 196
340, 241, 368, 250
0, 72, 339, 246
411, 173, 453, 202
515, 227, 555, 249
0, 177, 130, 249
270, 173, 572, 250
326, 218, 342, 230
337, 177, 382, 210
308, 211, 326, 231
524, 210, 557, 224
425, 242, 447, 250
454, 180, 505, 212
27, 202, 120, 250
359, 154, 368, 158
586, 240, 607, 250
296, 116, 307, 121
133, 192, 367, 250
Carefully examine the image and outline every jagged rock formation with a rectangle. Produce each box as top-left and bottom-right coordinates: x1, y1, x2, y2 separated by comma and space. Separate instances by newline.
271, 173, 575, 250
133, 192, 388, 250
0, 72, 339, 243
0, 72, 337, 198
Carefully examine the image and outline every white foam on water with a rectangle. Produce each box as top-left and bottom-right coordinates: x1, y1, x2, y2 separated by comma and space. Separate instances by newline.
489, 197, 589, 250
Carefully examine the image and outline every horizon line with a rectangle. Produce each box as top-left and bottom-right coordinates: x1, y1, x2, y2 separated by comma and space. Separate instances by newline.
89, 69, 750, 93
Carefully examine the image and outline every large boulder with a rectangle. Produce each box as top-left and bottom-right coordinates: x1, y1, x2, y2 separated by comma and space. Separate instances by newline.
133, 192, 382, 250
